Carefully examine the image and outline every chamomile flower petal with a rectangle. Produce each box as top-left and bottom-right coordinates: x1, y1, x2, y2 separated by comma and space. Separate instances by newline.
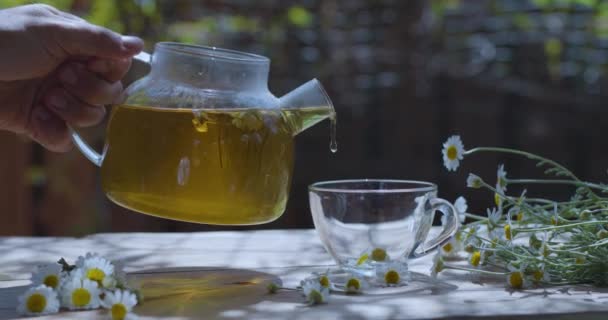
17, 285, 60, 316
31, 263, 63, 290
466, 174, 483, 188
497, 164, 508, 191
301, 280, 329, 305
101, 289, 138, 320
430, 253, 445, 279
375, 261, 408, 286
454, 196, 467, 223
442, 135, 465, 171
440, 236, 462, 258
486, 207, 502, 229
60, 277, 100, 310
76, 253, 115, 287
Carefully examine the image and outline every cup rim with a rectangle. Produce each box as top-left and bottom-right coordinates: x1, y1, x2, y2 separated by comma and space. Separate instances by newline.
308, 179, 437, 194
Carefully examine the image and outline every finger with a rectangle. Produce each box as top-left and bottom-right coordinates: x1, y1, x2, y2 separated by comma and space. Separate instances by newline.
57, 63, 123, 106
43, 87, 106, 128
50, 21, 143, 59
87, 58, 132, 82
27, 106, 72, 152
57, 11, 86, 22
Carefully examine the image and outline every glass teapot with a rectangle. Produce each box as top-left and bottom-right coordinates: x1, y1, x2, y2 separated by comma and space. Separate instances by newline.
72, 42, 336, 225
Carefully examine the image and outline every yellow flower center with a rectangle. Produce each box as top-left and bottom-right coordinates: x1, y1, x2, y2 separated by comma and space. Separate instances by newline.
111, 303, 128, 320
494, 193, 501, 207
319, 275, 330, 288
446, 145, 458, 160
371, 248, 387, 261
533, 270, 544, 282
72, 288, 91, 307
516, 212, 524, 221
346, 278, 360, 291
542, 245, 550, 258
470, 251, 481, 267
26, 293, 46, 313
356, 253, 369, 265
43, 274, 59, 289
509, 271, 523, 289
442, 242, 453, 253
464, 244, 475, 253
551, 217, 559, 225
191, 117, 208, 132
434, 259, 445, 273
384, 270, 400, 284
498, 178, 506, 188
308, 289, 323, 304
87, 268, 105, 284
504, 224, 512, 241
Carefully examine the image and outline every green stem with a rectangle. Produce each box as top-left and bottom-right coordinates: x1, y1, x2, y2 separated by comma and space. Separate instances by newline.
507, 179, 606, 191
464, 213, 487, 221
444, 265, 506, 275
465, 147, 580, 181
516, 220, 608, 233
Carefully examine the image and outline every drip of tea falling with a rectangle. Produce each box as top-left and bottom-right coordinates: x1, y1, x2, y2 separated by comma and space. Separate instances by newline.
329, 114, 337, 153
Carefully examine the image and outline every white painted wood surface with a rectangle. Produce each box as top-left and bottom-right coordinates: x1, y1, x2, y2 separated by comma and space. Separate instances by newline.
1, 229, 608, 319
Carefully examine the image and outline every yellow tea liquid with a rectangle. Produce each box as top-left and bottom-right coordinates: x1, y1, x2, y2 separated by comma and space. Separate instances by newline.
101, 104, 334, 225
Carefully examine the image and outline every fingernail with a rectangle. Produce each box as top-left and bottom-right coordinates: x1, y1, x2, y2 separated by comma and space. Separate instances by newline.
35, 108, 51, 122
49, 94, 67, 111
121, 36, 144, 52
60, 68, 77, 86
89, 59, 108, 73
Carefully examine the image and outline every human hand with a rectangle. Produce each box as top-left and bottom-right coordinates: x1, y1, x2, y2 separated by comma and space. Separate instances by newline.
0, 4, 143, 151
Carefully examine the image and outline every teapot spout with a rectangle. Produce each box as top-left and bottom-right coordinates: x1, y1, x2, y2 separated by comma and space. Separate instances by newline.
280, 79, 335, 136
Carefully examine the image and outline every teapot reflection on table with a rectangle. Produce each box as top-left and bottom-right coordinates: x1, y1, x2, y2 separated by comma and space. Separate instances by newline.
72, 43, 336, 225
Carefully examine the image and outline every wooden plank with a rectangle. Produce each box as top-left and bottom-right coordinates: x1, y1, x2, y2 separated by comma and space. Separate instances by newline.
0, 133, 31, 235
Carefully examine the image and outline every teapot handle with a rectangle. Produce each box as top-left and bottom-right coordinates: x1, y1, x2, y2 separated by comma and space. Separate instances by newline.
71, 51, 152, 167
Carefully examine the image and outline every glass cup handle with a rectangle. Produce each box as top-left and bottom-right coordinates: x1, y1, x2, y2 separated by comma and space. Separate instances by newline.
71, 51, 152, 167
409, 198, 460, 259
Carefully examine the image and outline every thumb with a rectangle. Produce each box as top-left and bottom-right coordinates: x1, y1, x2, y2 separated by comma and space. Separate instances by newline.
51, 22, 143, 59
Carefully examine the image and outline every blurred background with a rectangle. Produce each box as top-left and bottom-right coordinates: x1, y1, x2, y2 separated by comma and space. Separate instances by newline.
2, 0, 608, 236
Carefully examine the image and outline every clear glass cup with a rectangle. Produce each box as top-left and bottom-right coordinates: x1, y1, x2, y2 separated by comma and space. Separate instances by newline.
309, 179, 459, 277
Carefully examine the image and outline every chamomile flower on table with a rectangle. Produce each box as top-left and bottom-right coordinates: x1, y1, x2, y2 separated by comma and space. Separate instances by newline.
76, 252, 115, 287
506, 264, 527, 290
31, 263, 63, 290
442, 135, 465, 171
430, 253, 445, 280
440, 236, 462, 258
301, 279, 329, 305
357, 247, 390, 265
466, 173, 482, 189
61, 277, 101, 310
17, 285, 60, 316
486, 207, 502, 230
344, 273, 367, 294
375, 261, 408, 286
469, 250, 482, 268
531, 263, 550, 285
101, 289, 138, 320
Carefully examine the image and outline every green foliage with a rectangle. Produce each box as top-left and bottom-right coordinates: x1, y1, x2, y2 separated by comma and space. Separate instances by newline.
287, 6, 312, 28
0, 0, 72, 10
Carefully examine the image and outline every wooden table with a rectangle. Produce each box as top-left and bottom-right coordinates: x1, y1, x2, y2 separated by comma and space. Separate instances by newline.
2, 229, 608, 319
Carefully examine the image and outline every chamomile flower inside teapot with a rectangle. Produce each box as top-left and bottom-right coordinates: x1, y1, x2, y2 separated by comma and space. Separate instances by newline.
72, 43, 336, 225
